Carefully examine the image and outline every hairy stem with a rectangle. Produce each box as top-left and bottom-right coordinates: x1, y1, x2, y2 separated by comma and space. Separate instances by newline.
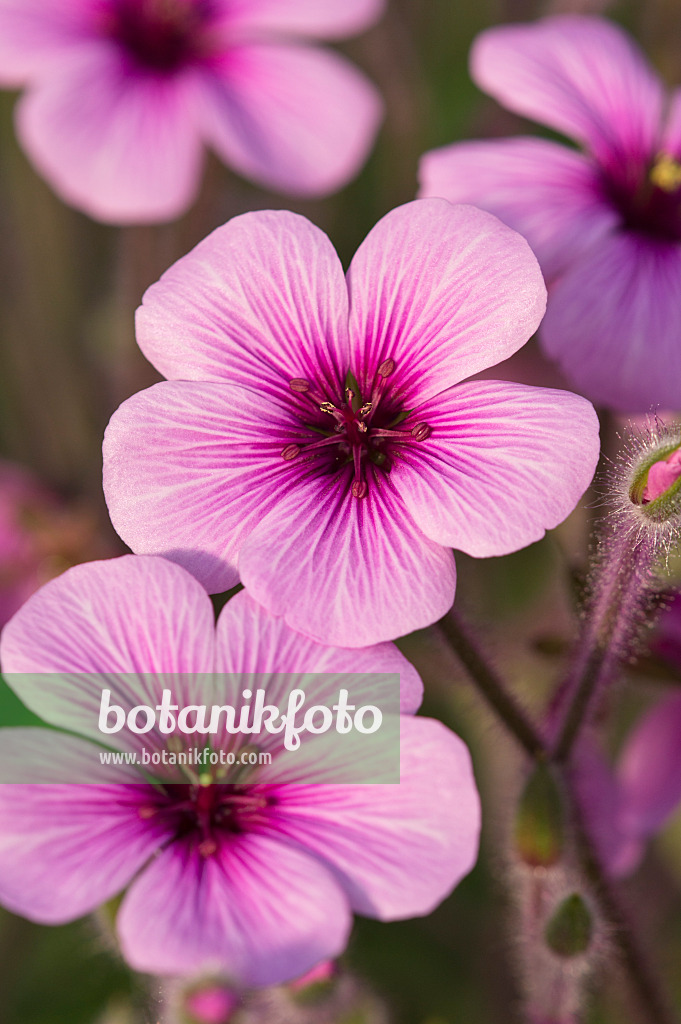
553, 532, 654, 763
438, 610, 547, 759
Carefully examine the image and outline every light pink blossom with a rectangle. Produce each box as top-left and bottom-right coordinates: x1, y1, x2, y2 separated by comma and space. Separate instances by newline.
420, 16, 681, 411
0, 0, 384, 222
103, 200, 600, 647
0, 554, 480, 983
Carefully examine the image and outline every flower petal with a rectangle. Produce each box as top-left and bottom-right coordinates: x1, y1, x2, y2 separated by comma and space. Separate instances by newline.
239, 472, 457, 647
617, 693, 681, 838
0, 0, 97, 86
0, 555, 215, 741
195, 42, 382, 197
662, 88, 681, 158
215, 589, 423, 713
264, 716, 480, 918
134, 210, 350, 391
103, 382, 306, 594
346, 200, 546, 405
17, 45, 203, 223
541, 231, 681, 411
0, 730, 167, 923
225, 0, 385, 39
471, 16, 664, 173
418, 137, 617, 281
392, 380, 599, 556
117, 834, 351, 984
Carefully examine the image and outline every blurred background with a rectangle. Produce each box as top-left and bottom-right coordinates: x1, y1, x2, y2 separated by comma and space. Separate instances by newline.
1, 0, 681, 1021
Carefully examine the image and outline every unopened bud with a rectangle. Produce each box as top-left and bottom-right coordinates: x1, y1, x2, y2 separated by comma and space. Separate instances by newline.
544, 893, 593, 958
515, 764, 564, 868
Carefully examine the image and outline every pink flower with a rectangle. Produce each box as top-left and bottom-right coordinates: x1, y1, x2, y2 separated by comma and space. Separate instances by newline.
419, 16, 681, 411
0, 0, 383, 223
102, 200, 600, 647
0, 554, 480, 983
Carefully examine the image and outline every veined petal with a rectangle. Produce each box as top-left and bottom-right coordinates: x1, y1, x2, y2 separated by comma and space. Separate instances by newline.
17, 44, 203, 223
0, 0, 98, 86
135, 210, 351, 393
392, 380, 599, 557
224, 0, 385, 39
215, 590, 423, 713
0, 555, 216, 742
117, 834, 351, 984
418, 137, 617, 281
103, 382, 306, 594
0, 730, 168, 923
346, 200, 546, 405
541, 232, 681, 411
265, 716, 480, 918
194, 43, 382, 197
238, 472, 457, 647
471, 16, 664, 173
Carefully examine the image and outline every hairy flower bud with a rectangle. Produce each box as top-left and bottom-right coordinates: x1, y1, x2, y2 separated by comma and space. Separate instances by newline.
515, 764, 565, 868
545, 894, 593, 959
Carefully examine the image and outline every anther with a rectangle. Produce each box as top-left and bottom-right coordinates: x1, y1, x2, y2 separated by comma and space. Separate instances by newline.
352, 480, 368, 499
289, 378, 310, 393
198, 838, 218, 858
378, 358, 395, 378
411, 422, 431, 442
320, 402, 336, 414
138, 806, 157, 819
281, 444, 301, 461
359, 402, 373, 416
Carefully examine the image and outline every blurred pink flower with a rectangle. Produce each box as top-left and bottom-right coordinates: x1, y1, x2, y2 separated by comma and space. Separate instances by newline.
0, 459, 107, 627
0, 554, 480, 983
0, 0, 384, 222
420, 16, 681, 412
102, 200, 600, 647
184, 984, 238, 1024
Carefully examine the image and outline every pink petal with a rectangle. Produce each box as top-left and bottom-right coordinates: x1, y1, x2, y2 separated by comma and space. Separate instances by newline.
392, 380, 599, 557
263, 716, 480, 918
662, 88, 681, 157
617, 693, 681, 837
0, 554, 216, 742
418, 137, 617, 281
471, 16, 664, 173
134, 210, 350, 390
0, 730, 167, 923
643, 449, 681, 503
194, 43, 382, 196
238, 472, 457, 647
103, 382, 304, 594
224, 0, 385, 39
117, 834, 351, 984
0, 0, 98, 85
215, 590, 424, 713
540, 231, 681, 411
346, 200, 546, 406
17, 44, 203, 223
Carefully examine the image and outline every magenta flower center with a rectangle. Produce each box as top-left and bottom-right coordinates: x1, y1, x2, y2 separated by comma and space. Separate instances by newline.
141, 782, 277, 857
107, 0, 216, 73
605, 153, 681, 243
282, 360, 432, 498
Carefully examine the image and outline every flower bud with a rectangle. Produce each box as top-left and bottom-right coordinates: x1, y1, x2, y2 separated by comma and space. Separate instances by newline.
515, 764, 565, 868
544, 893, 593, 959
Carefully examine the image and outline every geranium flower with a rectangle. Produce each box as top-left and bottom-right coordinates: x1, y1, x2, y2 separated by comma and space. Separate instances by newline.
0, 0, 383, 223
103, 200, 600, 647
0, 554, 481, 983
419, 15, 681, 411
